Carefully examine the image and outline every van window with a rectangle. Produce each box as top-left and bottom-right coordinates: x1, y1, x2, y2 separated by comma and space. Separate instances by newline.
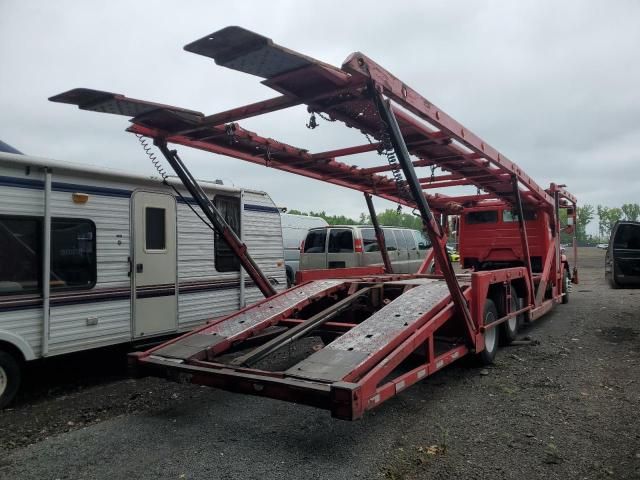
0, 216, 41, 295
361, 228, 380, 252
328, 229, 354, 253
614, 224, 640, 250
394, 230, 409, 249
50, 219, 96, 290
403, 230, 417, 250
214, 195, 241, 272
304, 229, 327, 253
383, 229, 397, 251
145, 207, 166, 250
466, 211, 498, 224
503, 210, 537, 222
413, 230, 431, 250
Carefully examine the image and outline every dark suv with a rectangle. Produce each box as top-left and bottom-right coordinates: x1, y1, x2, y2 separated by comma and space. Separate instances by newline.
605, 221, 640, 287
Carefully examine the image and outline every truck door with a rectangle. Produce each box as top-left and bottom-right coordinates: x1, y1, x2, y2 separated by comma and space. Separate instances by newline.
132, 191, 177, 338
392, 229, 409, 273
403, 229, 421, 273
326, 228, 356, 269
361, 227, 383, 268
300, 228, 327, 270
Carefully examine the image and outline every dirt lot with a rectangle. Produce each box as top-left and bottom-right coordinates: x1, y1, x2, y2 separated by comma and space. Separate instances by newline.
0, 247, 638, 479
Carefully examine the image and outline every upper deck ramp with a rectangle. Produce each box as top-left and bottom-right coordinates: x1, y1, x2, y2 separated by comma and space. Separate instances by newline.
50, 26, 575, 214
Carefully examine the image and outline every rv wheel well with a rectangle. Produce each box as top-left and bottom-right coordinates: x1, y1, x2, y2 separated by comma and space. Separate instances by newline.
0, 341, 25, 365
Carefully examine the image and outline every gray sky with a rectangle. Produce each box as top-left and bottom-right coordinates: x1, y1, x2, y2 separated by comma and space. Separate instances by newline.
1, 0, 639, 230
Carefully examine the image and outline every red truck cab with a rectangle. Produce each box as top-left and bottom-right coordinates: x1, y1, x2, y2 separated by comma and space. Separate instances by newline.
458, 202, 552, 273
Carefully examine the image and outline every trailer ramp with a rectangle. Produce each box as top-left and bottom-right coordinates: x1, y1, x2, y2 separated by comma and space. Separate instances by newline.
135, 277, 468, 419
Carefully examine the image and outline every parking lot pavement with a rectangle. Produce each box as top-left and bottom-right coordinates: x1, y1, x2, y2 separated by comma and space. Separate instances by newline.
1, 248, 639, 480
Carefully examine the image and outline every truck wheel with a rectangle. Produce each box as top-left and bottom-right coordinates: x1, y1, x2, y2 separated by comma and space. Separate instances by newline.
478, 299, 498, 365
0, 350, 21, 409
500, 292, 520, 345
562, 270, 570, 304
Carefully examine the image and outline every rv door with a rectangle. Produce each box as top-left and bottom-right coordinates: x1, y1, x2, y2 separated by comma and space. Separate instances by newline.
132, 191, 178, 337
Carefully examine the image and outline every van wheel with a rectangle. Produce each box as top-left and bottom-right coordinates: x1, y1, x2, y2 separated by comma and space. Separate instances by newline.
477, 299, 498, 365
285, 266, 294, 288
500, 292, 520, 345
562, 270, 570, 304
0, 350, 21, 408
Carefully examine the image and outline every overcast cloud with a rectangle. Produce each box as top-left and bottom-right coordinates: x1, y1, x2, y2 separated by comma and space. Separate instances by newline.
1, 1, 639, 230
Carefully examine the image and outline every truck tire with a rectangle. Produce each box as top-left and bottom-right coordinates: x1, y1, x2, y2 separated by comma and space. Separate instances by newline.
0, 350, 21, 409
500, 291, 520, 345
478, 299, 498, 365
562, 269, 570, 304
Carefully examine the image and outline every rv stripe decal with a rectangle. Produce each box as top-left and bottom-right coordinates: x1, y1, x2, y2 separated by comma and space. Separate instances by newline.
0, 175, 132, 198
243, 204, 281, 214
0, 175, 276, 211
0, 280, 256, 312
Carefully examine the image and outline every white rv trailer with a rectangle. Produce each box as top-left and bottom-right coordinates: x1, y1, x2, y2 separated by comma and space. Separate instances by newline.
280, 213, 328, 286
0, 151, 286, 407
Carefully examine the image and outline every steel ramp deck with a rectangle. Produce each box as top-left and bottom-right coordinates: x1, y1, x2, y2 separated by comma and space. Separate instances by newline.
134, 276, 469, 419
149, 279, 346, 360
286, 280, 455, 382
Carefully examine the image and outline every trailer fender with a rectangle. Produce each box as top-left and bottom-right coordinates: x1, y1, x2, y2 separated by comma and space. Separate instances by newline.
0, 331, 35, 361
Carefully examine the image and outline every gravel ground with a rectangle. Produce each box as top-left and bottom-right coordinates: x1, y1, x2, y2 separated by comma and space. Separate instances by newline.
0, 247, 638, 479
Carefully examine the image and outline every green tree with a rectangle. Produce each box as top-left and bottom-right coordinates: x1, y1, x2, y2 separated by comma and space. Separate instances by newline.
621, 203, 640, 221
597, 205, 623, 240
576, 204, 594, 243
376, 209, 423, 229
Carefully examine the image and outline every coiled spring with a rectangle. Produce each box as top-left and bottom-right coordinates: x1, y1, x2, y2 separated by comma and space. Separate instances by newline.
379, 123, 411, 201
136, 134, 168, 181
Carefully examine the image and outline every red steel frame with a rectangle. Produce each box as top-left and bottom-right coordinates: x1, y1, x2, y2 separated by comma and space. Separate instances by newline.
50, 26, 578, 420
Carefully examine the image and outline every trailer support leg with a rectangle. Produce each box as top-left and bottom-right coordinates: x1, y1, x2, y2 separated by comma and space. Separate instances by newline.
511, 174, 535, 306
371, 88, 475, 339
154, 139, 277, 298
364, 193, 392, 273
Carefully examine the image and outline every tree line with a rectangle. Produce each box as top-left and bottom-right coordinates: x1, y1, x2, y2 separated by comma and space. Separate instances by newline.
288, 202, 640, 244
570, 203, 639, 243
287, 208, 423, 230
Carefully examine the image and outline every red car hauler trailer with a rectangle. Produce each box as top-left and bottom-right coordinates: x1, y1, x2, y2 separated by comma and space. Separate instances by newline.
51, 26, 578, 420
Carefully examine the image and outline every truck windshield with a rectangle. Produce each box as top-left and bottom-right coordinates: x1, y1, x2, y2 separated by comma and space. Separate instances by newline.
466, 211, 498, 224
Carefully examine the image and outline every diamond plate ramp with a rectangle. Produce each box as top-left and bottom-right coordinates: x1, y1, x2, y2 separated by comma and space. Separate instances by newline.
286, 280, 453, 382
153, 280, 345, 360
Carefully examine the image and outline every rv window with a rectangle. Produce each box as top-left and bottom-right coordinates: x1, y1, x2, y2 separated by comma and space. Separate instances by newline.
361, 228, 380, 252
503, 210, 537, 222
0, 216, 41, 295
466, 211, 498, 224
214, 195, 241, 272
145, 207, 166, 250
413, 230, 431, 250
383, 229, 397, 251
403, 230, 417, 250
50, 219, 96, 290
328, 229, 354, 253
303, 229, 327, 253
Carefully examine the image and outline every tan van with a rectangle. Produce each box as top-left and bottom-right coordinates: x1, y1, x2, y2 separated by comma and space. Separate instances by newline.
299, 225, 430, 273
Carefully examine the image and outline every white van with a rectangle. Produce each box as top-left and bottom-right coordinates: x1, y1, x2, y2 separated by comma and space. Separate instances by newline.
0, 151, 286, 407
299, 225, 430, 274
280, 213, 328, 286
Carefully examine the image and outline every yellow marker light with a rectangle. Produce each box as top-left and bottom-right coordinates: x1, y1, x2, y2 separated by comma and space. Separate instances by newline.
72, 192, 89, 204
